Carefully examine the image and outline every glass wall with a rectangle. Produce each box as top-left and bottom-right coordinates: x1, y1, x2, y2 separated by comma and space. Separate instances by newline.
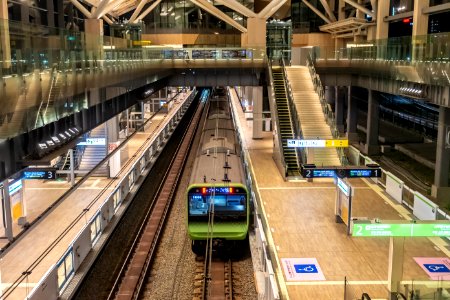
291, 0, 325, 33
389, 0, 414, 16
267, 20, 292, 60
140, 0, 247, 35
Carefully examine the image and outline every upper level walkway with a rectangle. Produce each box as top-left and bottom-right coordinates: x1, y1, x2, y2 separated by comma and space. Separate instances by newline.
0, 47, 265, 140
312, 32, 450, 97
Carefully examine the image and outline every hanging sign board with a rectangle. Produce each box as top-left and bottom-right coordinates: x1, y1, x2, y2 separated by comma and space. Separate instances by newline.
23, 169, 57, 180
287, 139, 348, 148
77, 138, 106, 146
352, 221, 450, 237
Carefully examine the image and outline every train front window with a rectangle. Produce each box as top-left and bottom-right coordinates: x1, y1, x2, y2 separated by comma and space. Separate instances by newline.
188, 193, 246, 217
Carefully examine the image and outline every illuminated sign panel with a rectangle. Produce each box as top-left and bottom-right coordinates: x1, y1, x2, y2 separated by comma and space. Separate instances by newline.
352, 223, 450, 237
337, 178, 351, 197
288, 139, 348, 148
302, 168, 381, 178
348, 169, 381, 178
302, 169, 336, 178
325, 140, 349, 147
23, 169, 56, 180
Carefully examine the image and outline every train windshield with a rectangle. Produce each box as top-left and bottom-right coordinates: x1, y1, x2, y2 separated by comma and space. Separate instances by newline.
188, 193, 246, 217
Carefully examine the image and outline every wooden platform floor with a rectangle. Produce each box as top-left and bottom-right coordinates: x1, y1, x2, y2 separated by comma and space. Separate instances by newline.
228, 88, 450, 300
0, 98, 187, 300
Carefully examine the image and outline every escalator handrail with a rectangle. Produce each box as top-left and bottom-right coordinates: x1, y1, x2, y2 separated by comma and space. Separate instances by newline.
267, 59, 288, 176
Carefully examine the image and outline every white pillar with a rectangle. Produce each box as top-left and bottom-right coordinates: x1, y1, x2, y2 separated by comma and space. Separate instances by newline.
388, 237, 405, 296
412, 0, 429, 61
1, 179, 13, 241
0, 0, 11, 69
252, 86, 263, 139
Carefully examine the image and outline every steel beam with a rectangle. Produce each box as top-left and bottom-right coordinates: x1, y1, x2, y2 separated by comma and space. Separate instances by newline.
135, 0, 162, 22
261, 0, 288, 19
319, 0, 337, 21
129, 0, 149, 23
190, 0, 247, 32
343, 0, 374, 17
70, 0, 93, 18
215, 0, 257, 18
302, 0, 332, 24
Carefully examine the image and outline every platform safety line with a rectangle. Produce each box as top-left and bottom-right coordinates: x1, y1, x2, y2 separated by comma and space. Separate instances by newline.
361, 178, 450, 258
228, 87, 290, 300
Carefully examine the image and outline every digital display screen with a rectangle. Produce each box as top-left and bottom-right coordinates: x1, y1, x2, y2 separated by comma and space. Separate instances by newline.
23, 169, 56, 180
348, 168, 381, 178
302, 169, 335, 178
302, 168, 381, 178
353, 223, 450, 237
188, 194, 246, 216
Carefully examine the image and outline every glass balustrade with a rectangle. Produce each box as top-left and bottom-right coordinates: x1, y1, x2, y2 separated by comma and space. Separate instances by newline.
312, 32, 450, 87
0, 18, 265, 139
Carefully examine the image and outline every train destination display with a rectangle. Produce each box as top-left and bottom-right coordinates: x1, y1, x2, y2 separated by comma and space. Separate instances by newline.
302, 167, 382, 178
352, 222, 450, 237
23, 169, 57, 180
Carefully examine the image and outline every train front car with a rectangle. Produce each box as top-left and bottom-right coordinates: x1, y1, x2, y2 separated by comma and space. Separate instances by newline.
187, 88, 249, 256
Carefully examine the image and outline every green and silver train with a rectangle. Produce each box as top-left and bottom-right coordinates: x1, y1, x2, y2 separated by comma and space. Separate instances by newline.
187, 87, 250, 255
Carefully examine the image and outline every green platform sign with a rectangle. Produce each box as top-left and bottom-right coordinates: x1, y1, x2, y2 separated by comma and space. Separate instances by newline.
352, 223, 450, 237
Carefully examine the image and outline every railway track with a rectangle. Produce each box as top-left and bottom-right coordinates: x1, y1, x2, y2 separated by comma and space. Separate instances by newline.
194, 258, 238, 300
107, 95, 204, 300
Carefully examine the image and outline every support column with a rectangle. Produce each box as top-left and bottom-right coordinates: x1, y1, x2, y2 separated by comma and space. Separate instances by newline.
346, 86, 358, 142
107, 115, 119, 143
365, 89, 380, 155
325, 86, 334, 104
335, 86, 345, 133
252, 86, 263, 139
2, 179, 13, 241
0, 0, 11, 69
432, 106, 450, 200
375, 0, 390, 58
84, 19, 104, 66
412, 0, 429, 61
388, 237, 405, 297
241, 18, 266, 49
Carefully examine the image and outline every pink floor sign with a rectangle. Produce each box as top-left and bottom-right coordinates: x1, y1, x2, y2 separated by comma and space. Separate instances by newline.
414, 257, 450, 280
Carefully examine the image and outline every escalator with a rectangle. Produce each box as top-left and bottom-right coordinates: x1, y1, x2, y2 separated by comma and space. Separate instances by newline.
272, 67, 300, 176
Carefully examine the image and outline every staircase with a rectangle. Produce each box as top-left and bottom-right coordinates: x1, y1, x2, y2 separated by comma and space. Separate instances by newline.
286, 66, 341, 166
272, 67, 300, 176
42, 73, 62, 124
78, 124, 109, 176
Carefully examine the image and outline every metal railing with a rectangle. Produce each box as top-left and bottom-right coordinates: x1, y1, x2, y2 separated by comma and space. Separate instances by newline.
266, 59, 288, 177
306, 54, 348, 165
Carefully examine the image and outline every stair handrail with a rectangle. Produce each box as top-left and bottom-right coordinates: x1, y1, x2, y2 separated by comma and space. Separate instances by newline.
267, 59, 288, 177
280, 56, 307, 164
34, 65, 57, 128
306, 53, 348, 165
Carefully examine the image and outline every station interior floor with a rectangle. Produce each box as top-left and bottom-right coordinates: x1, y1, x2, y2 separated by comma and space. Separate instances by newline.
1, 88, 449, 300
